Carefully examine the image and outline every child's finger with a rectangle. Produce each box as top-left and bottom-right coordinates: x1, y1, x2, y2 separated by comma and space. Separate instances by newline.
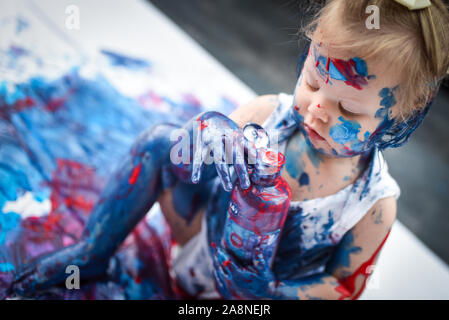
191, 131, 204, 183
215, 162, 233, 192
233, 134, 250, 189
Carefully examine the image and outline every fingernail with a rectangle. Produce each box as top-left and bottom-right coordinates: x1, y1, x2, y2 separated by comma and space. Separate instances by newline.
241, 177, 250, 189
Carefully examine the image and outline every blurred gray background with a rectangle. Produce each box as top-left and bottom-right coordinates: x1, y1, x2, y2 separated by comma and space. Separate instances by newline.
148, 0, 449, 266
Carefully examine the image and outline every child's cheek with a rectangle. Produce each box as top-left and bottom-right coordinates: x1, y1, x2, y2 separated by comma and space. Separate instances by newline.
328, 118, 377, 156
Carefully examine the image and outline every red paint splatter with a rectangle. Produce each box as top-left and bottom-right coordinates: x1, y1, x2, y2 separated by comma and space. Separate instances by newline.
331, 58, 367, 91
336, 230, 391, 300
210, 242, 217, 250
128, 163, 142, 185
230, 232, 243, 248
134, 276, 142, 284
199, 120, 208, 131
294, 105, 300, 112
0, 96, 35, 118
223, 260, 231, 268
317, 104, 321, 108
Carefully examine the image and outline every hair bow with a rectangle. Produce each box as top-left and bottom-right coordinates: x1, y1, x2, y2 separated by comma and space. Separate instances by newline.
394, 0, 432, 10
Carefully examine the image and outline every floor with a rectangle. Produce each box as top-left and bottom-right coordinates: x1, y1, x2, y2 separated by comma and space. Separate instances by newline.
148, 0, 449, 266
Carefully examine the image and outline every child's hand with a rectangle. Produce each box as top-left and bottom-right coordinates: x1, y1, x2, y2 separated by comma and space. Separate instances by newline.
190, 111, 255, 192
211, 242, 277, 300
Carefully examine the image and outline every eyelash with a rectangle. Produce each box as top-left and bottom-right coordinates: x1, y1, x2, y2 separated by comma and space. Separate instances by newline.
306, 81, 319, 92
306, 80, 359, 117
338, 102, 358, 117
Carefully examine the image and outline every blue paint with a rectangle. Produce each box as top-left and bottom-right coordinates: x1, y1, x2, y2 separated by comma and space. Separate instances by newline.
0, 212, 21, 245
370, 85, 434, 150
326, 231, 362, 273
329, 116, 361, 145
100, 49, 151, 69
299, 172, 309, 186
0, 263, 15, 273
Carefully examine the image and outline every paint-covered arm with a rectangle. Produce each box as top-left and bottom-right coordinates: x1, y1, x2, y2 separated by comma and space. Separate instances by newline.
272, 197, 396, 300
11, 123, 180, 295
212, 197, 396, 300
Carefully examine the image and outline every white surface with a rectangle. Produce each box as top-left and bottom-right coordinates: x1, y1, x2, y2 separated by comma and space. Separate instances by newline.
9, 0, 449, 299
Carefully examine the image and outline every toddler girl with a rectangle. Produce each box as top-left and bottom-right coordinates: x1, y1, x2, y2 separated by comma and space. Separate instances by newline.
11, 0, 449, 299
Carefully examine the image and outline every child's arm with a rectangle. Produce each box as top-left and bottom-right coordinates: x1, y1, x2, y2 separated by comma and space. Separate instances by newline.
272, 196, 396, 300
212, 196, 397, 300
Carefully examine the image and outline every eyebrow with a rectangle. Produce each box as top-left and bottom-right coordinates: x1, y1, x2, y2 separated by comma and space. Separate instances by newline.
305, 63, 374, 113
306, 65, 363, 102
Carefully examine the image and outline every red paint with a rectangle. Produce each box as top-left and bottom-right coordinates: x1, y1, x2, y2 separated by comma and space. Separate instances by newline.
14, 96, 35, 111
210, 242, 217, 250
230, 232, 243, 248
134, 276, 142, 284
336, 230, 391, 300
128, 163, 142, 185
64, 195, 94, 211
317, 104, 321, 108
45, 88, 75, 112
197, 116, 209, 131
294, 105, 300, 112
331, 58, 367, 91
223, 260, 231, 268
315, 59, 319, 67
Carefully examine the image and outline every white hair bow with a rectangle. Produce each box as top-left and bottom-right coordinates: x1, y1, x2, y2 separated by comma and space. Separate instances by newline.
394, 0, 432, 10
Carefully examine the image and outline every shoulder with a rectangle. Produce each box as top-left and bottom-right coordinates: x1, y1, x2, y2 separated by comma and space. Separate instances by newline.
228, 94, 279, 127
355, 196, 397, 234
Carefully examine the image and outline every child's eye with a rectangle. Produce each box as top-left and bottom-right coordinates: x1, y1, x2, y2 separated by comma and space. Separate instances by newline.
338, 102, 359, 117
306, 80, 319, 92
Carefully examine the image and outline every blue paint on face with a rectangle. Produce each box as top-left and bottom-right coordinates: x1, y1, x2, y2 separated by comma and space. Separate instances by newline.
329, 116, 361, 145
329, 117, 371, 155
352, 57, 368, 77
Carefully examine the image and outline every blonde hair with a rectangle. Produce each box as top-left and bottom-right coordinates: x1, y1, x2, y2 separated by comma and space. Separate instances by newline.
301, 0, 449, 120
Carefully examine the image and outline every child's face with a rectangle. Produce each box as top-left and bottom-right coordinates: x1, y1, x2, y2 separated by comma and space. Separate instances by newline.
293, 41, 400, 158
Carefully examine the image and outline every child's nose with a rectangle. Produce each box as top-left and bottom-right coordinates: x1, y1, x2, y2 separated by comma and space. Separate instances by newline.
307, 103, 329, 123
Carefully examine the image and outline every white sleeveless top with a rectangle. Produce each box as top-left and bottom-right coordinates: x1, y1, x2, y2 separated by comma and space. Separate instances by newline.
171, 92, 401, 297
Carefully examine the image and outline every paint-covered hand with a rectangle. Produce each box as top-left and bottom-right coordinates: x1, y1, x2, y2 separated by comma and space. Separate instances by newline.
190, 111, 255, 192
211, 243, 278, 300
11, 241, 105, 297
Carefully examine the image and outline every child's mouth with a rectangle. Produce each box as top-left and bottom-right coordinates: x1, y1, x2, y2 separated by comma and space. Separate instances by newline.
304, 123, 326, 142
